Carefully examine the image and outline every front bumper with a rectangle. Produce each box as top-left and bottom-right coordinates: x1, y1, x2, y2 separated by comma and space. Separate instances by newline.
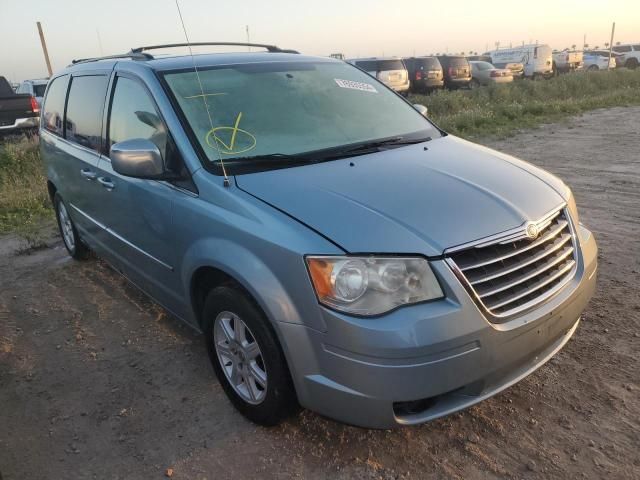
278, 224, 597, 428
0, 117, 39, 132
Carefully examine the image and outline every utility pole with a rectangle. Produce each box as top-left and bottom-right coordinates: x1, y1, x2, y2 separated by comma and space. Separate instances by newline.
608, 22, 616, 70
96, 28, 104, 56
37, 21, 53, 77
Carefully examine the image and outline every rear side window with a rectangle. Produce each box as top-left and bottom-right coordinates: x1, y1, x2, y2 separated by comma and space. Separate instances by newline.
107, 76, 167, 158
65, 75, 109, 152
613, 45, 631, 52
42, 75, 69, 136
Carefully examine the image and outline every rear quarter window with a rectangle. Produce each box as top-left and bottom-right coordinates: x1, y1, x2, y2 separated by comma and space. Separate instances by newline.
65, 75, 109, 152
42, 75, 69, 136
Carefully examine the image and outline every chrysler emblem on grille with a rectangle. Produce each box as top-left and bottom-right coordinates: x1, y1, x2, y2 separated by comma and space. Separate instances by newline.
525, 222, 539, 240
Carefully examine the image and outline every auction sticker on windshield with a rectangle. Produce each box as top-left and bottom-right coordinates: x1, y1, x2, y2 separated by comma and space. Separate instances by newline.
334, 78, 378, 93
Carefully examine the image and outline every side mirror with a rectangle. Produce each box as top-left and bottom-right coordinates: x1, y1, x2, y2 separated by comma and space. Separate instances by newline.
413, 104, 428, 117
110, 139, 165, 179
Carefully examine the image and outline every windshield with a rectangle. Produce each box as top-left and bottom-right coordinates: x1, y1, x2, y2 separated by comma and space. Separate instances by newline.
163, 60, 439, 173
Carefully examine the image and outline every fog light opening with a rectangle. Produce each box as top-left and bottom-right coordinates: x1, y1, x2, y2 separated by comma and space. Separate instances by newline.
393, 397, 437, 417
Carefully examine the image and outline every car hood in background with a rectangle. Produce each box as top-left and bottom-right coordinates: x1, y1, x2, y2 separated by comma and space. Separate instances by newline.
235, 135, 566, 256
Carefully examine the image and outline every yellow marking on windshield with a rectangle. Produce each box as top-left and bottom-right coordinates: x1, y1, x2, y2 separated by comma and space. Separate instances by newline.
184, 92, 228, 99
229, 112, 243, 152
205, 112, 256, 155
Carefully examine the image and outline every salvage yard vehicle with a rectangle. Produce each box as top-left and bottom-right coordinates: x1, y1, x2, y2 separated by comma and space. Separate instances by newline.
0, 76, 40, 135
348, 57, 410, 96
403, 56, 444, 93
485, 44, 554, 79
436, 55, 472, 89
582, 51, 617, 71
552, 49, 583, 75
611, 43, 640, 69
469, 61, 513, 86
41, 42, 597, 429
15, 78, 49, 108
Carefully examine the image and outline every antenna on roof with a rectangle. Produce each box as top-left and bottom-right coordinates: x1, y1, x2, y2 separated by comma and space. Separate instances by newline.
174, 0, 229, 187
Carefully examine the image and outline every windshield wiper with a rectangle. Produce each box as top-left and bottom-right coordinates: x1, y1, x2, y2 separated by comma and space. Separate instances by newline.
306, 136, 432, 162
213, 153, 312, 172
212, 136, 433, 172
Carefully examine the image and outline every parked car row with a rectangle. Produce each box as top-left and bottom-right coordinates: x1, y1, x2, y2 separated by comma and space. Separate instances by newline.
348, 42, 639, 96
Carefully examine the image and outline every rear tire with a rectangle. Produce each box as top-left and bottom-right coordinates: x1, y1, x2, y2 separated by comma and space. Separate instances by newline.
54, 193, 89, 260
202, 285, 298, 426
626, 58, 638, 70
588, 64, 599, 71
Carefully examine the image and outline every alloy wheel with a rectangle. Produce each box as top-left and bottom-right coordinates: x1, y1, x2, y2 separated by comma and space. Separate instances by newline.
213, 311, 267, 404
58, 202, 75, 251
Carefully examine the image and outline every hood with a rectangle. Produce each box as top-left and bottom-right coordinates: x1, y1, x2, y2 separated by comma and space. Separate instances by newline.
235, 136, 566, 256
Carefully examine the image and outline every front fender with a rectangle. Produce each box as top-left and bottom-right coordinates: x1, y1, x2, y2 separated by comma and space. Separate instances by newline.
181, 237, 328, 333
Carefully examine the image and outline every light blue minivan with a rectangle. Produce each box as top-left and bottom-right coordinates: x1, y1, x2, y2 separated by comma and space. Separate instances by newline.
41, 43, 597, 428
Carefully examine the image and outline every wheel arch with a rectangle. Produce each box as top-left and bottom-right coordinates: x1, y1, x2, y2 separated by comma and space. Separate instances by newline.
182, 238, 326, 333
47, 180, 57, 204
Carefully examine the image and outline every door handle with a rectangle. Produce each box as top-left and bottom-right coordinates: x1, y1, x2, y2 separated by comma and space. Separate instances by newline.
80, 169, 97, 180
97, 177, 115, 190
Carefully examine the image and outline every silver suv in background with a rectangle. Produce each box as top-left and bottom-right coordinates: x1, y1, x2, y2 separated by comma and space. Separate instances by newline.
348, 57, 410, 96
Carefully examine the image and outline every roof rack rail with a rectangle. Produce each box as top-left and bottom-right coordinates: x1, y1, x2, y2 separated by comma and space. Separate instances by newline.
130, 42, 299, 54
69, 42, 300, 67
71, 52, 153, 65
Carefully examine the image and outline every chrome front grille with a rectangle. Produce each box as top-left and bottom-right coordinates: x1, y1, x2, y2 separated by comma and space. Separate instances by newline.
446, 207, 578, 320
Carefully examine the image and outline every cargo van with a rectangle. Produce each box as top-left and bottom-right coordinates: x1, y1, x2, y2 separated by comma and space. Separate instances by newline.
484, 44, 553, 79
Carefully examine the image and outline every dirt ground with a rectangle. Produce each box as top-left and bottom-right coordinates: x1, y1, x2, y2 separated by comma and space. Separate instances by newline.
1, 106, 639, 480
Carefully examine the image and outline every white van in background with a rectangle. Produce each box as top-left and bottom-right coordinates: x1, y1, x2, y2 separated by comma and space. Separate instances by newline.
484, 44, 553, 79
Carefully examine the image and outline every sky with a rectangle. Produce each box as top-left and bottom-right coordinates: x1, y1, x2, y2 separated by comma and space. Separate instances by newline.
1, 0, 639, 82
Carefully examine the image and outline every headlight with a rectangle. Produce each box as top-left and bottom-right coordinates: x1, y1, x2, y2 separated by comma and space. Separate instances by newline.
566, 188, 580, 226
306, 256, 444, 316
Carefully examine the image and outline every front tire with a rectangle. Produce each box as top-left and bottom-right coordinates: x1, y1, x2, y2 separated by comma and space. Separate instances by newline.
588, 64, 599, 71
54, 193, 89, 260
203, 285, 298, 426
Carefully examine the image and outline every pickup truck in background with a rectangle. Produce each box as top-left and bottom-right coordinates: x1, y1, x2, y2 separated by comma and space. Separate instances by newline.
552, 50, 584, 75
0, 76, 40, 136
16, 78, 49, 108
